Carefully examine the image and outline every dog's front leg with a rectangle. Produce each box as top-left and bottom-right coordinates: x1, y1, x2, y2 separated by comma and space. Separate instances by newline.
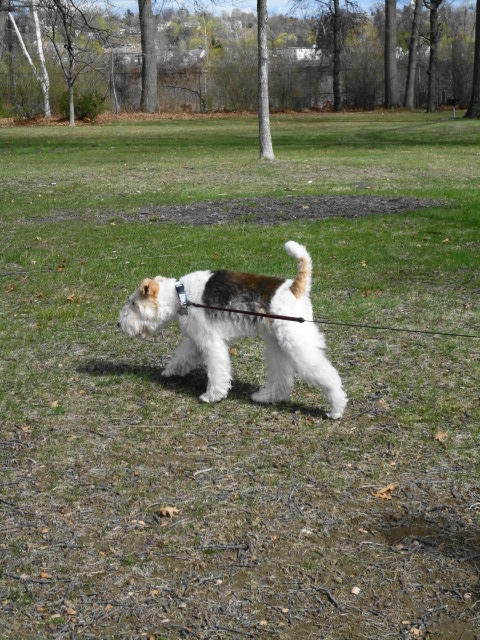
162, 338, 202, 377
198, 338, 232, 403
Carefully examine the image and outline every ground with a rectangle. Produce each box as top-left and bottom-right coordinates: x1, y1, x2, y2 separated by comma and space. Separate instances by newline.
1, 196, 478, 640
37, 194, 441, 225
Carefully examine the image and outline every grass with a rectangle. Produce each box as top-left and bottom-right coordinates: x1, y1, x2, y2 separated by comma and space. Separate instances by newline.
0, 111, 479, 639
1, 111, 480, 218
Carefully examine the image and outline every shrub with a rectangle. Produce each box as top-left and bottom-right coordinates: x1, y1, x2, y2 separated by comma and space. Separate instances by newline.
60, 89, 106, 121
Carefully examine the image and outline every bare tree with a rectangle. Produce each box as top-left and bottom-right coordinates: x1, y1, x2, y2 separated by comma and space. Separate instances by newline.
465, 0, 480, 117
313, 0, 365, 111
404, 0, 422, 109
138, 0, 158, 112
424, 0, 444, 112
0, 0, 9, 61
32, 2, 51, 117
7, 7, 51, 117
384, 0, 400, 108
257, 0, 274, 160
41, 0, 107, 125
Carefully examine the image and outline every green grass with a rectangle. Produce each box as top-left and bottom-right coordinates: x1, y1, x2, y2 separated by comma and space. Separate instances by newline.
1, 111, 480, 219
0, 111, 479, 639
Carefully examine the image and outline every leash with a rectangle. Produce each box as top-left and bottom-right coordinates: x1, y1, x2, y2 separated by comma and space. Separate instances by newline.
175, 282, 479, 340
191, 302, 479, 339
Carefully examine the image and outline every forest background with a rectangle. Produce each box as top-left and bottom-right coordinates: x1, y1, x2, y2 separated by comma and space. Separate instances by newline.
0, 0, 479, 122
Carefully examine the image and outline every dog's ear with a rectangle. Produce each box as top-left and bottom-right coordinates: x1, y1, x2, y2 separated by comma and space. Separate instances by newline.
140, 278, 160, 299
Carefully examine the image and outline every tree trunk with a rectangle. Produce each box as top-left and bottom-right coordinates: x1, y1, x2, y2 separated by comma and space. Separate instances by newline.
257, 0, 274, 160
465, 0, 480, 117
384, 0, 400, 108
138, 0, 158, 113
32, 4, 51, 118
68, 80, 75, 126
0, 0, 9, 61
8, 10, 52, 118
426, 0, 443, 112
404, 0, 422, 109
332, 0, 342, 111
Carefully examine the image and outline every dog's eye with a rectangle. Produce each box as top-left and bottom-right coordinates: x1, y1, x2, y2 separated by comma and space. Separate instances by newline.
131, 301, 135, 307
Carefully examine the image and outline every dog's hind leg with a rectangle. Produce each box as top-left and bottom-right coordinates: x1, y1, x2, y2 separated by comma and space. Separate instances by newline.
279, 325, 347, 419
162, 338, 203, 377
251, 336, 295, 403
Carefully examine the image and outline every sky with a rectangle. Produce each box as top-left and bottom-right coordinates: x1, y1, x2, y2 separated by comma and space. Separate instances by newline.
110, 0, 383, 18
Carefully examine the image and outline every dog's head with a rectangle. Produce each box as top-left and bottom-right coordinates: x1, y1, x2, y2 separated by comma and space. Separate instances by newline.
118, 276, 173, 338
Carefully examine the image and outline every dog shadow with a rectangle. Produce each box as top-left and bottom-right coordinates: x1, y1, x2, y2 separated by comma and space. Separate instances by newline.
79, 359, 328, 419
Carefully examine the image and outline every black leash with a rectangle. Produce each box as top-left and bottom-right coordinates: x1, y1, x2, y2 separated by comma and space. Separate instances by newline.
189, 301, 480, 340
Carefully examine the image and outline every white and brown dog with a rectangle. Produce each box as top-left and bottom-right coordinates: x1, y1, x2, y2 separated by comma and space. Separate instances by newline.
118, 241, 347, 418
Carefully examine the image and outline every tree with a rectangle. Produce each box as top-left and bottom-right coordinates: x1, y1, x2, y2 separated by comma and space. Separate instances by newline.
424, 0, 444, 112
313, 0, 365, 111
42, 0, 107, 125
465, 0, 480, 117
138, 0, 158, 112
384, 0, 400, 108
32, 2, 52, 117
257, 0, 274, 160
7, 6, 51, 117
404, 0, 422, 108
0, 0, 9, 61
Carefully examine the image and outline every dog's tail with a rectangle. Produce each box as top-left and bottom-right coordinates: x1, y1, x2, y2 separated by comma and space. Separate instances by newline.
285, 240, 312, 298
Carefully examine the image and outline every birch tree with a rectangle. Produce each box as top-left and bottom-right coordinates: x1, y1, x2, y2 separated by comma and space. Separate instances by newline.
7, 8, 51, 117
32, 3, 51, 117
257, 0, 274, 160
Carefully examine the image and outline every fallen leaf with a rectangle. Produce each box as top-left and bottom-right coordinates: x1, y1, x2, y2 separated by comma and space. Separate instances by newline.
372, 484, 396, 501
157, 506, 179, 518
7, 285, 16, 293
351, 586, 361, 595
40, 572, 52, 579
50, 400, 59, 409
434, 431, 447, 443
259, 619, 268, 626
361, 260, 367, 268
66, 294, 75, 304
229, 347, 238, 356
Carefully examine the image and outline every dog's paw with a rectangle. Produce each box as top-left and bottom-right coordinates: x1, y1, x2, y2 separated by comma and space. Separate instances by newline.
251, 389, 275, 404
161, 368, 176, 378
199, 390, 228, 403
326, 409, 344, 420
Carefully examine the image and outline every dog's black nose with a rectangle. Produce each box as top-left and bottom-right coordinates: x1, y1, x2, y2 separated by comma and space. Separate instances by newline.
117, 322, 121, 328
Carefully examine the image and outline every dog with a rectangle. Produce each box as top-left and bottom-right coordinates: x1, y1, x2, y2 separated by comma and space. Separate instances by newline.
117, 241, 347, 419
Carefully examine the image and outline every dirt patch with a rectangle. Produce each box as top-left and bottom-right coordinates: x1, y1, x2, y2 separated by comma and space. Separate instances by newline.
31, 195, 441, 226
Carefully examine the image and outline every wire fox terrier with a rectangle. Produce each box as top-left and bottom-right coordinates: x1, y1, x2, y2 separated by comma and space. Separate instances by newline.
117, 241, 347, 419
